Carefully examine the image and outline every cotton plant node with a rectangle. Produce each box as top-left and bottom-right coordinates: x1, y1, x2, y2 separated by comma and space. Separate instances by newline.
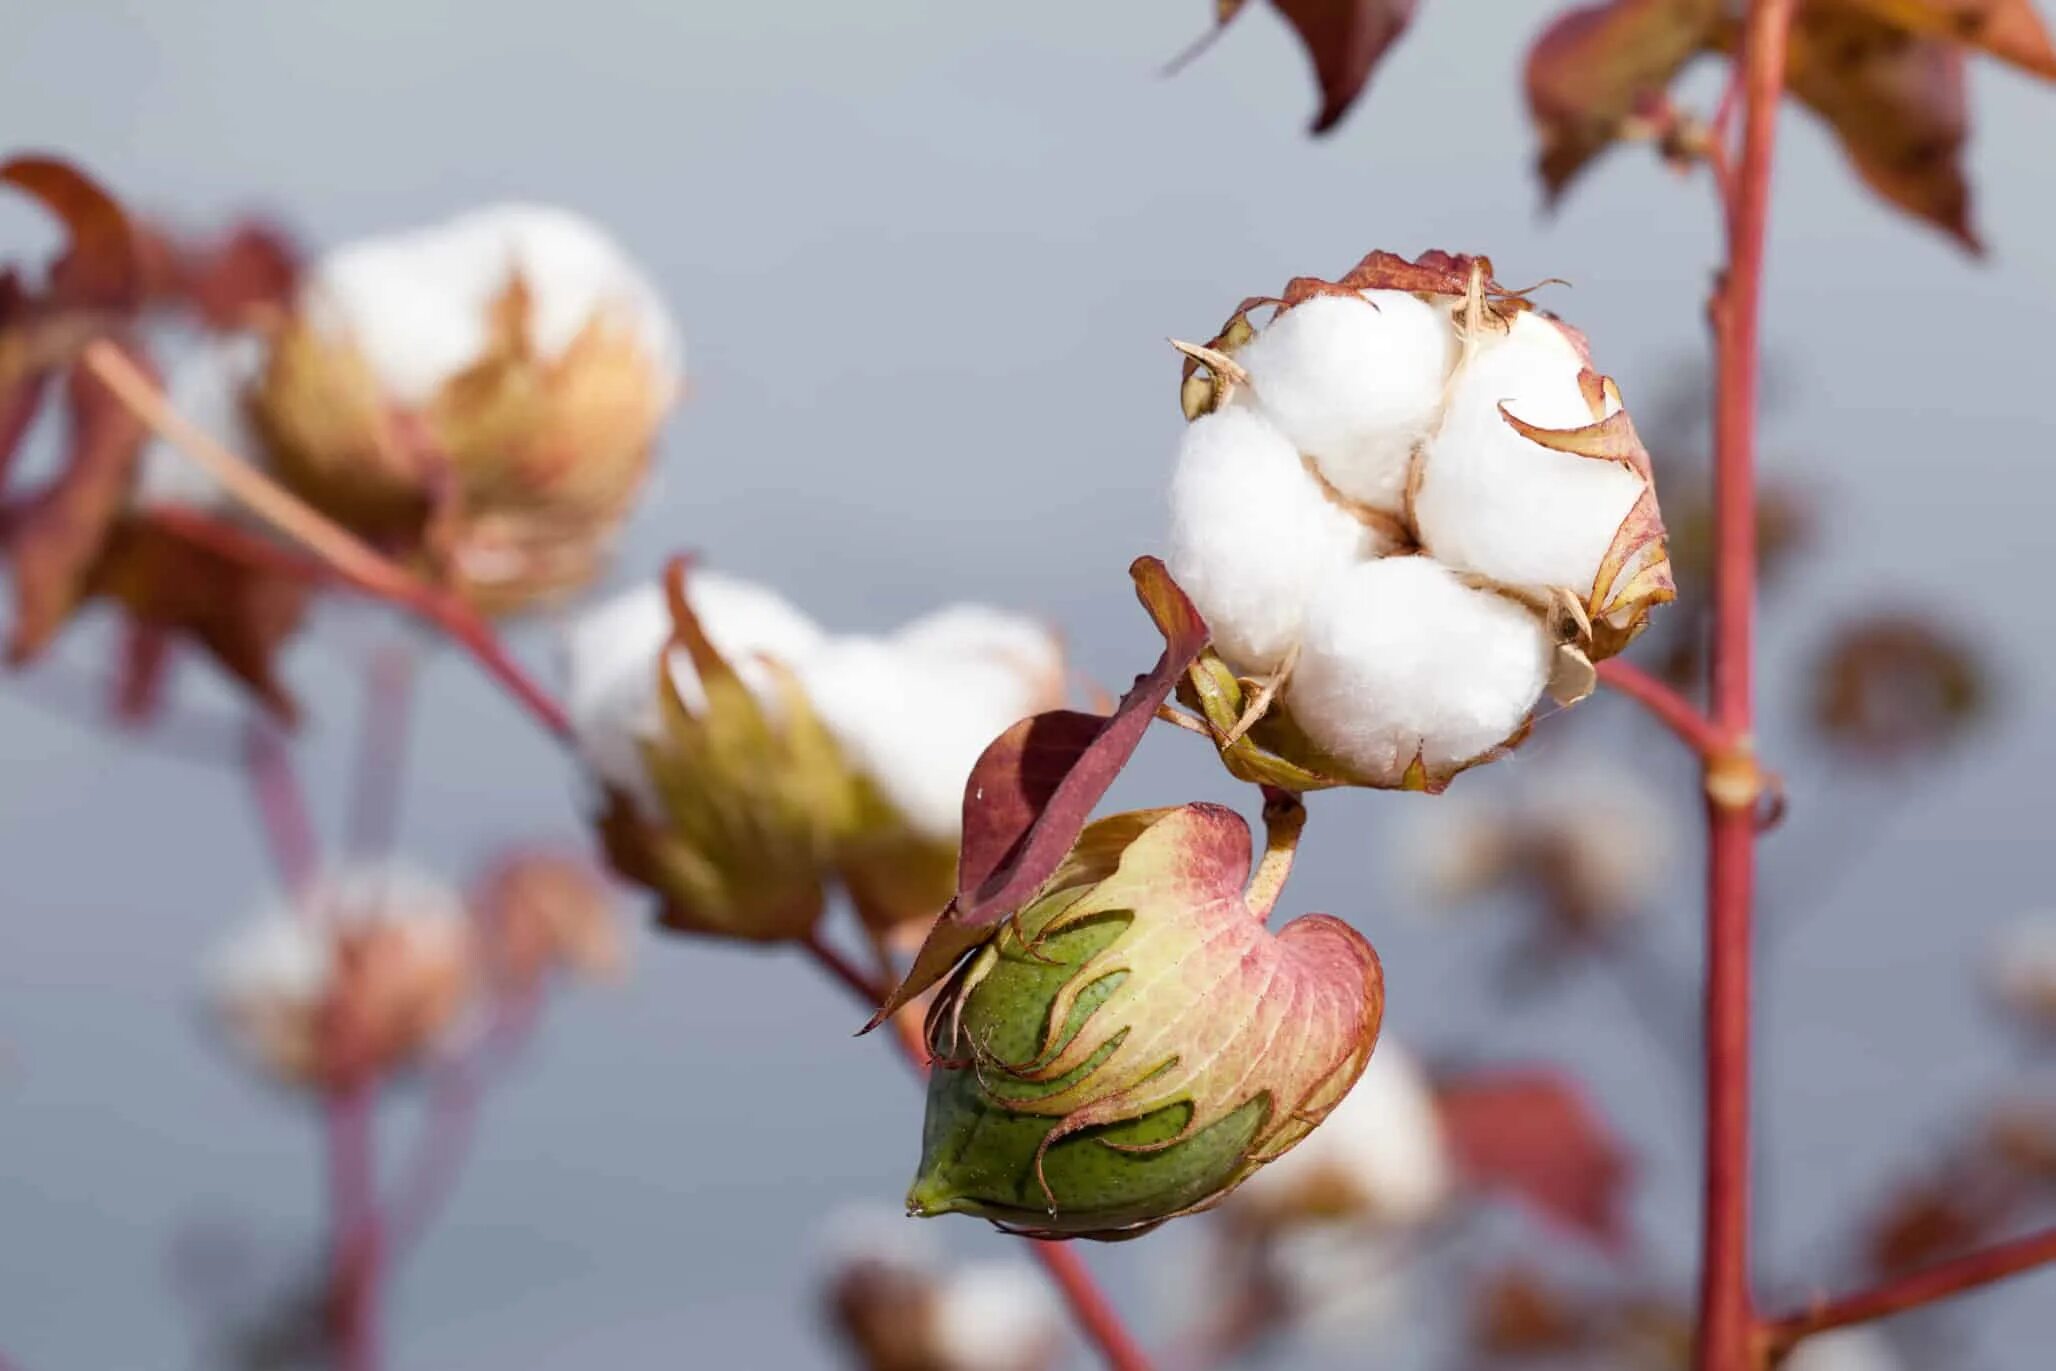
1162, 247, 1674, 793
903, 802, 1384, 1240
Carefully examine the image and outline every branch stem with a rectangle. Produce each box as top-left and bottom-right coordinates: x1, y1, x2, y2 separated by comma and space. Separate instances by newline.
1595, 659, 1729, 759
324, 1081, 383, 1371
1764, 1225, 2056, 1351
1695, 3, 1797, 1368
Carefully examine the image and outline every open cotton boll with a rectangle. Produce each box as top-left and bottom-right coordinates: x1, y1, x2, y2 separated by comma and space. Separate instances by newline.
1167, 405, 1374, 677
206, 912, 332, 1010
1287, 556, 1552, 784
562, 574, 826, 802
1233, 1041, 1453, 1225
927, 1261, 1064, 1371
1781, 1329, 1904, 1371
1415, 310, 1645, 597
133, 334, 267, 509
893, 603, 1064, 692
800, 636, 1045, 840
305, 203, 681, 404
1235, 291, 1457, 512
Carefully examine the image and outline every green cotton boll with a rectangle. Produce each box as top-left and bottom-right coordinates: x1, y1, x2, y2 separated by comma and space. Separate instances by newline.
901, 804, 1385, 1241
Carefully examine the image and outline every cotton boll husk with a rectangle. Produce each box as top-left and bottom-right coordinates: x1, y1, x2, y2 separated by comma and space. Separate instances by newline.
1167, 405, 1374, 677
562, 574, 826, 804
1229, 1042, 1453, 1227
927, 1261, 1064, 1371
133, 334, 267, 510
305, 204, 680, 404
1781, 1328, 1904, 1371
1235, 291, 1456, 513
1415, 310, 1645, 597
1286, 556, 1553, 785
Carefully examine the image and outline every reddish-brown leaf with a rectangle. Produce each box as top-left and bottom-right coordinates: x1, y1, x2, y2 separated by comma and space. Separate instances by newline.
1523, 0, 1724, 199
1436, 1067, 1636, 1251
0, 370, 50, 491
90, 513, 309, 721
1244, 0, 1422, 134
4, 349, 152, 664
1780, 3, 1981, 249
867, 556, 1208, 1024
142, 219, 301, 331
1835, 0, 2056, 77
0, 155, 142, 311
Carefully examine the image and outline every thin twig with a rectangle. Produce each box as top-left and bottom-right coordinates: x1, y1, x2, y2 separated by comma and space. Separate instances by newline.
78, 341, 573, 742
798, 932, 1154, 1371
345, 641, 418, 861
324, 1081, 383, 1371
244, 721, 320, 892
1763, 1226, 2056, 1352
1595, 658, 1729, 759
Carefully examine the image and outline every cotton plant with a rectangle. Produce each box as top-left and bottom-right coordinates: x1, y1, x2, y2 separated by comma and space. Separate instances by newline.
1168, 249, 1672, 791
564, 560, 1065, 944
249, 203, 684, 612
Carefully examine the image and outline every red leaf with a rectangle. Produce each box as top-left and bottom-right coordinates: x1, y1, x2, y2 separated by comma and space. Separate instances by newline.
0, 369, 50, 492
1781, 3, 1981, 249
0, 155, 142, 312
1225, 0, 1421, 134
4, 348, 152, 664
1835, 0, 2056, 78
1524, 0, 1724, 200
1436, 1067, 1636, 1251
146, 219, 302, 331
867, 556, 1208, 1024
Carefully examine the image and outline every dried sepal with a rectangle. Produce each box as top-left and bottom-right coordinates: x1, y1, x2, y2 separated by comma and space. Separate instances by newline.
907, 802, 1384, 1239
0, 155, 144, 315
1835, 0, 2056, 78
1200, 1, 1422, 135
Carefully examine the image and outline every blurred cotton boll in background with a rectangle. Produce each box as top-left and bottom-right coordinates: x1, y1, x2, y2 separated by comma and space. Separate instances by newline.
204, 861, 474, 1090
815, 1206, 1062, 1371
249, 203, 685, 613
1781, 1328, 1905, 1371
1989, 913, 2056, 1038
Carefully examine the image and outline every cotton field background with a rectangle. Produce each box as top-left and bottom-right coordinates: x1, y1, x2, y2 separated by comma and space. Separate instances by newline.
3, 2, 2055, 1369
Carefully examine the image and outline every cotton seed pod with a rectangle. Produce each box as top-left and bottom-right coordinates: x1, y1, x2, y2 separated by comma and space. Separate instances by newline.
249, 204, 681, 614
204, 863, 475, 1090
581, 566, 860, 943
907, 802, 1383, 1239
1222, 1040, 1453, 1230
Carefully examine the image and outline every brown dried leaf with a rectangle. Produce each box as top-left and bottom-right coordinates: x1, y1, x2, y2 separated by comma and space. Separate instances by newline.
1524, 0, 1724, 199
1836, 0, 2056, 77
5, 350, 151, 663
1780, 3, 1981, 250
1247, 0, 1422, 134
1436, 1067, 1635, 1250
1811, 611, 1987, 760
0, 155, 143, 311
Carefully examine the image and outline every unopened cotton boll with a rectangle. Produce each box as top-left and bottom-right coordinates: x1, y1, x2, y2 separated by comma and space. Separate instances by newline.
1167, 405, 1373, 676
1287, 556, 1552, 785
1415, 310, 1645, 597
1235, 291, 1457, 513
562, 574, 826, 805
1229, 1041, 1453, 1227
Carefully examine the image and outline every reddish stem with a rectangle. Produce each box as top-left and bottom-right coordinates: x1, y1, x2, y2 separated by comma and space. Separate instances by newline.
1696, 4, 1797, 1369
345, 642, 418, 860
1595, 659, 1729, 759
244, 721, 320, 891
325, 1081, 383, 1371
1764, 1225, 2056, 1351
798, 935, 1153, 1371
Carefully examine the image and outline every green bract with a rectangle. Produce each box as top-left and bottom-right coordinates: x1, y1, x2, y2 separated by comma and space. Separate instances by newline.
906, 804, 1384, 1239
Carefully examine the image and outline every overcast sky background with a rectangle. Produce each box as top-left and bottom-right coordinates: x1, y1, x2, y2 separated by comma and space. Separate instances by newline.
4, 2, 2055, 1367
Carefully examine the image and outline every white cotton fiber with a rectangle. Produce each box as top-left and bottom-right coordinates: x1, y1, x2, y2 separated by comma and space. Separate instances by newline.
800, 611, 1059, 841
1414, 310, 1645, 597
1235, 1040, 1453, 1225
562, 573, 826, 804
927, 1261, 1063, 1371
1235, 290, 1457, 513
1782, 1329, 1904, 1371
206, 912, 332, 1009
1167, 405, 1374, 676
304, 203, 682, 404
133, 333, 267, 509
1286, 556, 1552, 784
